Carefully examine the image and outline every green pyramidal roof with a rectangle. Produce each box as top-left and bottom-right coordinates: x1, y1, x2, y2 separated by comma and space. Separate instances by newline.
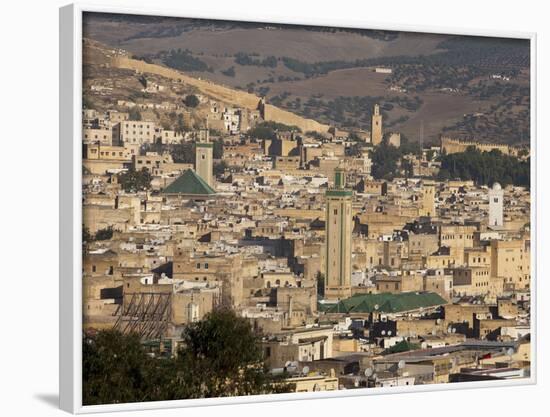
162, 169, 216, 196
319, 292, 447, 314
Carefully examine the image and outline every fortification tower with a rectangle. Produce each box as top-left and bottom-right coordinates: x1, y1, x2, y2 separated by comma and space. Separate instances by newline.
324, 168, 353, 300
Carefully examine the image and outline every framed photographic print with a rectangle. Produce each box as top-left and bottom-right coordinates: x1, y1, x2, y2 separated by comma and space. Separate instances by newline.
60, 3, 536, 413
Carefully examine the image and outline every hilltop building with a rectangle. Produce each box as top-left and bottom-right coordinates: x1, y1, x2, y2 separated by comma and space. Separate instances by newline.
324, 168, 353, 300
371, 104, 383, 146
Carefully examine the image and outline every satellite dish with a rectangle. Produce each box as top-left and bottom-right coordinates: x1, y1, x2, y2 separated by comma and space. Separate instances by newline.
372, 373, 378, 380
447, 326, 452, 333
436, 318, 441, 324
381, 330, 386, 336
302, 366, 310, 375
398, 360, 406, 369
365, 368, 373, 377
374, 304, 380, 311
507, 348, 515, 357
387, 330, 392, 336
452, 328, 456, 333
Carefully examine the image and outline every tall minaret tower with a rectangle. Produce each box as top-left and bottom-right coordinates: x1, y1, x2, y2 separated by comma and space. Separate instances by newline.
324, 168, 353, 300
488, 182, 504, 227
195, 128, 214, 187
371, 104, 383, 146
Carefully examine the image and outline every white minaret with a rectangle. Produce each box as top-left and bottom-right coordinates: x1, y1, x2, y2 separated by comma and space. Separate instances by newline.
488, 182, 504, 227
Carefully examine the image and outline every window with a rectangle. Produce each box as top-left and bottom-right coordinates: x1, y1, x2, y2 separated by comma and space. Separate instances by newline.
196, 263, 201, 269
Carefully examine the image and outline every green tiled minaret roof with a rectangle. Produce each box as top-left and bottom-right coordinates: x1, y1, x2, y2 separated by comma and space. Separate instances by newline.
162, 169, 216, 196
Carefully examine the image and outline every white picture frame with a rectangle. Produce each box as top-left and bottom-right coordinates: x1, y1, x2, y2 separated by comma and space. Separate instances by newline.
60, 3, 537, 413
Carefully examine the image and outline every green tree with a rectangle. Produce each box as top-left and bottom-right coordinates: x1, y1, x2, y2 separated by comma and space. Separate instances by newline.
316, 271, 325, 298
213, 138, 224, 159
371, 142, 401, 180
83, 310, 295, 405
221, 66, 236, 77
213, 160, 228, 177
128, 107, 142, 121
95, 226, 114, 241
118, 168, 152, 193
184, 94, 200, 108
170, 142, 195, 164
177, 308, 294, 398
83, 227, 93, 243
83, 330, 177, 405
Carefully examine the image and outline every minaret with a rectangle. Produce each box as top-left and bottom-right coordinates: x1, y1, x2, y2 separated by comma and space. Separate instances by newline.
324, 168, 353, 300
420, 180, 436, 218
195, 128, 214, 187
371, 104, 383, 146
488, 182, 504, 227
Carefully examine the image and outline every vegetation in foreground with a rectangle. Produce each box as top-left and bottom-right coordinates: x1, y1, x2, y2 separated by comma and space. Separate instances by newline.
83, 309, 294, 405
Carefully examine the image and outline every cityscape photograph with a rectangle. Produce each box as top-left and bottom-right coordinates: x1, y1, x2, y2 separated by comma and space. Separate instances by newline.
80, 12, 532, 405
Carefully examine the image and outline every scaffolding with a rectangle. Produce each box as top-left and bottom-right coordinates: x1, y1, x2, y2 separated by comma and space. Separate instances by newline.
113, 292, 172, 340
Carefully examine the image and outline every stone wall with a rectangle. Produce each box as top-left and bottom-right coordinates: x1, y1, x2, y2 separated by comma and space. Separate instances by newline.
112, 56, 330, 134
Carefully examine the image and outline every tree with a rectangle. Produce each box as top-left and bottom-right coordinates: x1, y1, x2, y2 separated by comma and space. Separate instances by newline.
221, 66, 236, 77
170, 142, 195, 164
95, 226, 114, 241
175, 113, 186, 135
213, 138, 224, 159
177, 308, 294, 398
83, 310, 295, 405
439, 147, 530, 188
213, 160, 228, 177
371, 142, 401, 180
138, 75, 147, 89
118, 168, 152, 193
83, 330, 177, 405
82, 95, 94, 109
183, 94, 200, 108
128, 107, 142, 121
316, 271, 325, 298
83, 227, 93, 244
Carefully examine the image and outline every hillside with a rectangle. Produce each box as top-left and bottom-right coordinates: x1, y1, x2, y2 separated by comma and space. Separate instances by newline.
84, 39, 330, 133
83, 12, 531, 145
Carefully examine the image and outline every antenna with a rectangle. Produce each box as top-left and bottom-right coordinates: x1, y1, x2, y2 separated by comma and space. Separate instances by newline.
420, 120, 424, 153
302, 366, 310, 375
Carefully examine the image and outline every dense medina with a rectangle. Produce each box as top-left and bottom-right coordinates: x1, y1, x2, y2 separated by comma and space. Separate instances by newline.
81, 87, 530, 396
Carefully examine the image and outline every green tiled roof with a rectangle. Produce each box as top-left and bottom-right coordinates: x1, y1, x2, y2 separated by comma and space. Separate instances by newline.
162, 169, 215, 196
319, 292, 447, 314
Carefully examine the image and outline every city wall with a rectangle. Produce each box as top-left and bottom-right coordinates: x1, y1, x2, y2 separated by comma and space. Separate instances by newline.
112, 57, 330, 134
440, 136, 528, 157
